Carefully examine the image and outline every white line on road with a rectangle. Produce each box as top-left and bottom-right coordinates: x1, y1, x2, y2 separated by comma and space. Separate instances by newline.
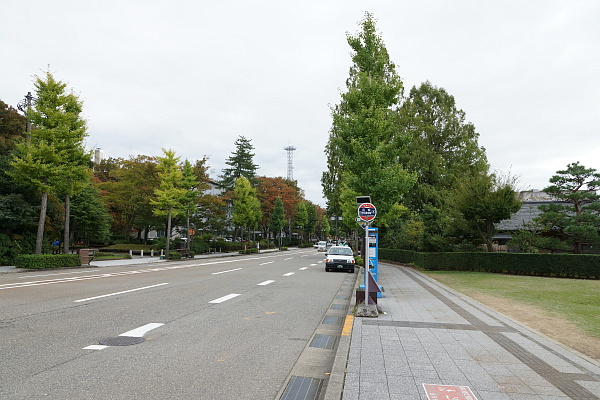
284, 257, 294, 260
120, 323, 164, 337
74, 283, 169, 302
299, 267, 308, 270
257, 280, 275, 286
212, 268, 242, 275
209, 293, 241, 303
310, 264, 317, 266
283, 273, 295, 277
83, 345, 109, 350
19, 269, 101, 278
259, 261, 274, 265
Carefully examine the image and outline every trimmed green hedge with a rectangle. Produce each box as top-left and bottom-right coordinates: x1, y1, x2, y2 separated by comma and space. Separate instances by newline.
15, 254, 81, 269
379, 248, 599, 279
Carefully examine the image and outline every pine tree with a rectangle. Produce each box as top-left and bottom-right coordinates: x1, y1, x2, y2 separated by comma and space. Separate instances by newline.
221, 136, 259, 191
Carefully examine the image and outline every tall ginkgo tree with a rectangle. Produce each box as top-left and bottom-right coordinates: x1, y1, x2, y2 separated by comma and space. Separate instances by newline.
151, 149, 188, 259
10, 71, 91, 254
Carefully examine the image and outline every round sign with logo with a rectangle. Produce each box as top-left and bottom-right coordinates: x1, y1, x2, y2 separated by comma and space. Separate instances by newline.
357, 203, 377, 222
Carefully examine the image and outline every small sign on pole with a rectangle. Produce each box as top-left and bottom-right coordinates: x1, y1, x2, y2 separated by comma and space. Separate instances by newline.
357, 203, 377, 222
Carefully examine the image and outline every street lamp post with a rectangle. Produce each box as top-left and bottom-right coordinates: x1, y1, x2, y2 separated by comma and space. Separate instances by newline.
17, 92, 35, 137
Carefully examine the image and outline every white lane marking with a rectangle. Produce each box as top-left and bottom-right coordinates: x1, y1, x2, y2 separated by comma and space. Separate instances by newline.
20, 269, 101, 278
212, 268, 242, 275
310, 264, 317, 266
83, 345, 109, 350
257, 280, 275, 286
209, 293, 241, 303
283, 273, 295, 277
74, 283, 169, 302
2, 253, 297, 291
284, 257, 293, 260
120, 323, 164, 337
259, 261, 274, 265
299, 267, 308, 270
317, 261, 324, 263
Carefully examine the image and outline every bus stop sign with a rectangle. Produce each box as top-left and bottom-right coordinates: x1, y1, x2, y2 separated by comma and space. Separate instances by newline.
358, 203, 377, 222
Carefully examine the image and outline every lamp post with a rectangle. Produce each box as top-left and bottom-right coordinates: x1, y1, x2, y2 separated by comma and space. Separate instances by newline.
17, 92, 35, 137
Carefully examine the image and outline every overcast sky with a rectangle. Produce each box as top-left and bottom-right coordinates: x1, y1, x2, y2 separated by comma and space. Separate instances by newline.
2, 1, 599, 206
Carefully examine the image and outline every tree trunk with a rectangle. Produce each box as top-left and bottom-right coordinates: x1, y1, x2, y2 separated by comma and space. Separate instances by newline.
36, 191, 49, 254
485, 218, 494, 252
63, 193, 70, 254
165, 207, 172, 259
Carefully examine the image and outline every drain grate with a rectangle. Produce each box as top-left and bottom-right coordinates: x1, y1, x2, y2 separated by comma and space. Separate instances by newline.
310, 334, 337, 349
280, 376, 324, 400
322, 316, 344, 325
99, 336, 144, 346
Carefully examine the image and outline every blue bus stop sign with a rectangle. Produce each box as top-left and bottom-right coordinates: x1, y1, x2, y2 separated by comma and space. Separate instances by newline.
358, 203, 377, 222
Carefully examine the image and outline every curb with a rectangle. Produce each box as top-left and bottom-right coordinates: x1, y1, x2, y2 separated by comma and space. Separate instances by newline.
323, 267, 362, 400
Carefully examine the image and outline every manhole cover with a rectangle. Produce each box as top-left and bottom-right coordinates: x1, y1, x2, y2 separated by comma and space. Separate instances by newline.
99, 336, 144, 346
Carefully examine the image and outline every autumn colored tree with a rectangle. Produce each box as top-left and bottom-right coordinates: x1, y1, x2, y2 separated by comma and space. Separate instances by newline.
256, 176, 301, 237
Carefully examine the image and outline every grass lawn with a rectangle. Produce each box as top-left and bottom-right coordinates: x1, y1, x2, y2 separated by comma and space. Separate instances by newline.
423, 271, 600, 340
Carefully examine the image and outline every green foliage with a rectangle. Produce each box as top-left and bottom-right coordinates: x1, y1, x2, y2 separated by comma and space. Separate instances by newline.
190, 238, 210, 254
323, 12, 415, 225
536, 162, 600, 254
15, 254, 81, 269
220, 136, 259, 191
0, 233, 21, 265
232, 177, 262, 239
70, 185, 112, 244
453, 173, 521, 251
380, 248, 599, 279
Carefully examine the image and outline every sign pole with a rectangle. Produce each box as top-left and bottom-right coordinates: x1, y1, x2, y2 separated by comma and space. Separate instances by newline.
356, 201, 376, 307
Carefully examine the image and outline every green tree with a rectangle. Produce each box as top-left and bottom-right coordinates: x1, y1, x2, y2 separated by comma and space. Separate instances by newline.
399, 81, 488, 211
221, 136, 259, 191
453, 173, 521, 252
305, 202, 318, 241
70, 185, 112, 245
10, 72, 91, 254
294, 201, 308, 243
322, 12, 414, 226
151, 149, 188, 258
269, 197, 286, 247
95, 156, 161, 241
231, 177, 262, 241
535, 162, 600, 254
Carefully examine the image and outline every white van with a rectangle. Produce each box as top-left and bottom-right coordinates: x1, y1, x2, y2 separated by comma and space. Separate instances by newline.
317, 241, 328, 251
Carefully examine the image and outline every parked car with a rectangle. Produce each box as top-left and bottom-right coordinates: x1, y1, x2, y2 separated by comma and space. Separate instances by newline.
317, 241, 328, 251
325, 245, 355, 273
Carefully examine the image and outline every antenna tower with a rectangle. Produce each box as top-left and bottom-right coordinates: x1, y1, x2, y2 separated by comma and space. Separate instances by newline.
284, 145, 296, 180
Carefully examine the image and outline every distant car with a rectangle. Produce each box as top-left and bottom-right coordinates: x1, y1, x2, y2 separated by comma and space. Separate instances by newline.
317, 241, 328, 251
325, 246, 355, 273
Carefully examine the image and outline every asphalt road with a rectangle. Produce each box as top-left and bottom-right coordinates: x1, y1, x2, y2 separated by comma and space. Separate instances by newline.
0, 249, 355, 399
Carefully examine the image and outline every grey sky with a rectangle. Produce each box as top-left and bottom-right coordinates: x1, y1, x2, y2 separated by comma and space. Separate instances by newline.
2, 1, 599, 206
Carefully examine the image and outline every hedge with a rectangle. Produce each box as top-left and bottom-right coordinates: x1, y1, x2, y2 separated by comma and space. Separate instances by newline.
379, 248, 599, 279
15, 254, 81, 269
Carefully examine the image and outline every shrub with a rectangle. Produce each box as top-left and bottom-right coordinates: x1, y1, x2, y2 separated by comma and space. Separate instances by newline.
379, 248, 600, 279
168, 251, 182, 260
15, 254, 81, 269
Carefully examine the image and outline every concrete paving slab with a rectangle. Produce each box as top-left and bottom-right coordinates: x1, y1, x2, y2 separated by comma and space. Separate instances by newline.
340, 263, 600, 400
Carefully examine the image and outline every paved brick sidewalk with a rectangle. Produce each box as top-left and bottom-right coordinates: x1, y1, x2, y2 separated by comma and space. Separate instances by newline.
342, 263, 600, 400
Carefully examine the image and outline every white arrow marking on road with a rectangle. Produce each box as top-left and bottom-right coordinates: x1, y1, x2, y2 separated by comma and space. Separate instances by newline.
257, 280, 275, 286
209, 293, 241, 303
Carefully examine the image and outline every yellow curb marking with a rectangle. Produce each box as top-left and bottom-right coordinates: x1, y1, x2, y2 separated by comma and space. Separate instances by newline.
342, 314, 354, 336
